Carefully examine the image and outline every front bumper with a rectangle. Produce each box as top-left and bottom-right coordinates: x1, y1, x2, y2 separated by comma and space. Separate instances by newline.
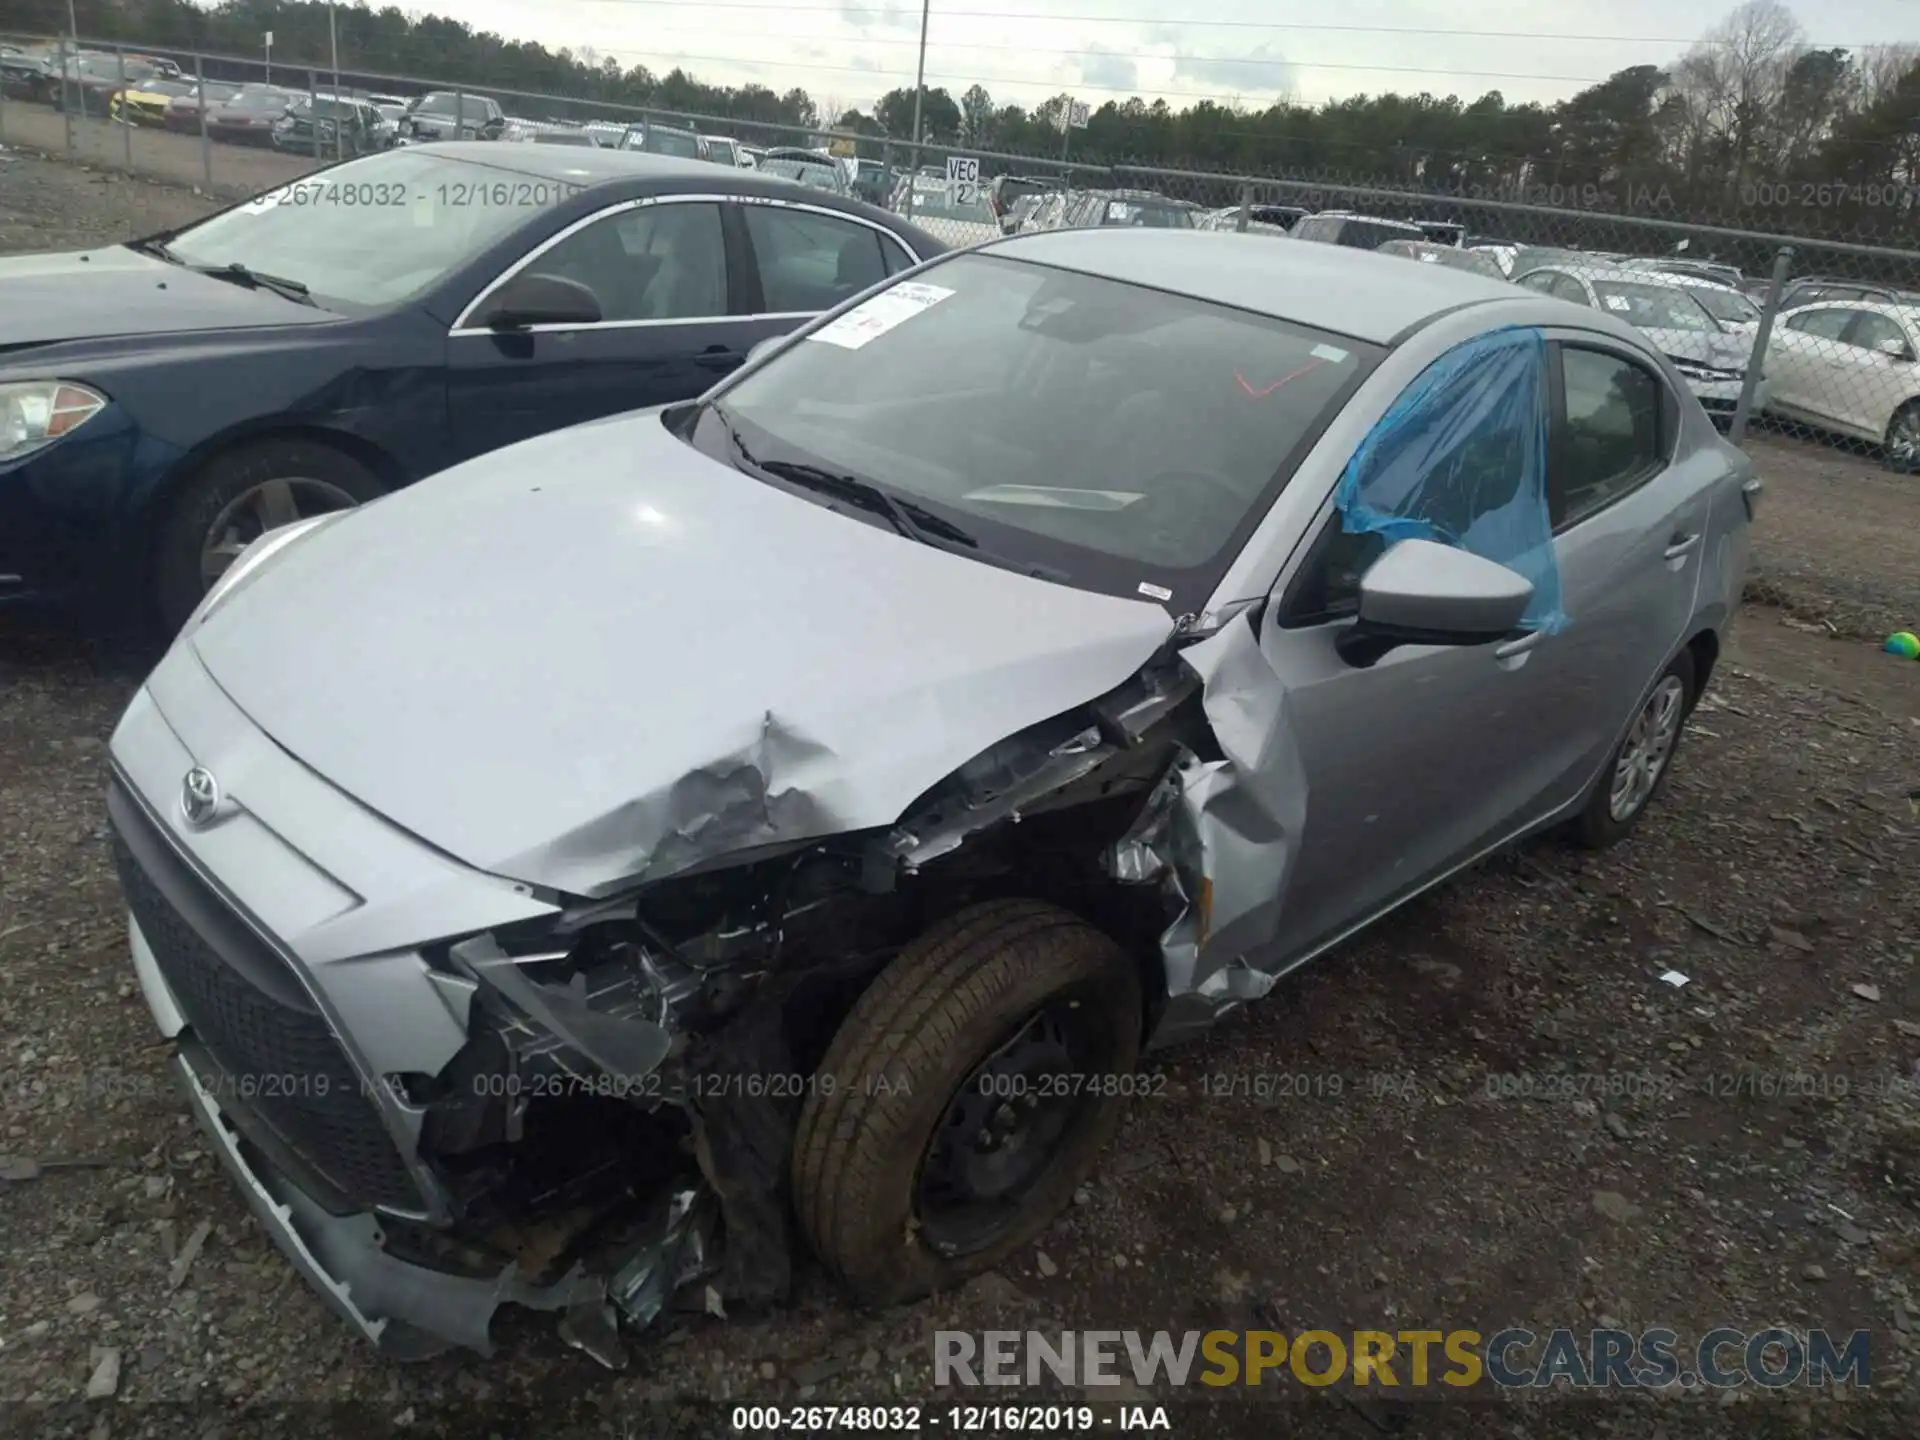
146, 949, 601, 1358
0, 415, 159, 611
108, 648, 714, 1359
1685, 374, 1768, 416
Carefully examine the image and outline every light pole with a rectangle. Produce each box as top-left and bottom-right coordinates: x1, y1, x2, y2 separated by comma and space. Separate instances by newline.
906, 0, 929, 182
328, 3, 341, 159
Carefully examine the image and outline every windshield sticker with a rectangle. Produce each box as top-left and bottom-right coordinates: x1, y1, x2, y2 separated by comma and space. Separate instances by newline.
1136, 581, 1173, 601
1603, 294, 1632, 311
1310, 343, 1351, 364
1107, 203, 1134, 221
1236, 359, 1325, 398
808, 282, 955, 350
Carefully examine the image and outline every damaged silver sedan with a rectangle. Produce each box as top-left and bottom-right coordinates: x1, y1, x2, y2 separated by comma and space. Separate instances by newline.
107, 230, 1755, 1362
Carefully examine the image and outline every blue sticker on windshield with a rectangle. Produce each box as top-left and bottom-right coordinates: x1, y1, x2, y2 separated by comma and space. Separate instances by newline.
1333, 325, 1567, 633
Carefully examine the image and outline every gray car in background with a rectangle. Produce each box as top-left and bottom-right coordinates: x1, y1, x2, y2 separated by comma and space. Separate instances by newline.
108, 231, 1753, 1367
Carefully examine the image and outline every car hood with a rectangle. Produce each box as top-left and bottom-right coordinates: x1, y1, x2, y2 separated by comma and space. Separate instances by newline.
0, 247, 337, 348
1634, 324, 1750, 368
186, 410, 1178, 897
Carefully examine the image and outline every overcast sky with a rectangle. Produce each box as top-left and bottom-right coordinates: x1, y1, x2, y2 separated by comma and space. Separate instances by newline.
424, 0, 1920, 112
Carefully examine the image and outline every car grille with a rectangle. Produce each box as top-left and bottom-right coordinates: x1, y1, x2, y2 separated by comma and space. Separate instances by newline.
110, 785, 421, 1213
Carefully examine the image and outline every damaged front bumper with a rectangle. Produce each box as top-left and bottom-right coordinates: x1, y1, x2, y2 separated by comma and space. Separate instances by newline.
134, 909, 716, 1364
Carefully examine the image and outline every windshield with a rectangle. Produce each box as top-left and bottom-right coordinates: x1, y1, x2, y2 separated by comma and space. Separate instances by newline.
1099, 198, 1193, 228
1592, 280, 1722, 333
1679, 283, 1758, 324
644, 128, 702, 159
164, 150, 577, 312
225, 91, 287, 113
909, 183, 995, 223
763, 159, 842, 190
698, 252, 1378, 604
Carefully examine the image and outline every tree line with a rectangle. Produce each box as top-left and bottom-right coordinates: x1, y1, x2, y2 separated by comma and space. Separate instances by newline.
13, 0, 1920, 241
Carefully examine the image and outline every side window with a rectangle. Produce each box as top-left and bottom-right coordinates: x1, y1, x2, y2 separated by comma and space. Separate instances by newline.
1519, 271, 1557, 295
743, 206, 888, 313
533, 202, 726, 322
1550, 274, 1591, 306
1279, 520, 1388, 627
1787, 308, 1853, 342
1846, 311, 1911, 357
1553, 347, 1666, 529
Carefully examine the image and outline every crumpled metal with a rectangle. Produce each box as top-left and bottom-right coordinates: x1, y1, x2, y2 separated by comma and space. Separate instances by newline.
1106, 612, 1309, 1043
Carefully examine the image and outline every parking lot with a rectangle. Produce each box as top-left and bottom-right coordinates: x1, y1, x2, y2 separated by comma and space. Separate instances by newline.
3, 145, 1919, 1436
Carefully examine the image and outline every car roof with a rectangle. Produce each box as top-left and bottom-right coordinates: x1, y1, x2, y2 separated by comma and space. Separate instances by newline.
1518, 262, 1693, 286
1792, 299, 1920, 323
986, 228, 1520, 344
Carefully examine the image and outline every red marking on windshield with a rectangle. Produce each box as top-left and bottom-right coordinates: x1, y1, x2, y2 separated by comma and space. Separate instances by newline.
1236, 359, 1325, 398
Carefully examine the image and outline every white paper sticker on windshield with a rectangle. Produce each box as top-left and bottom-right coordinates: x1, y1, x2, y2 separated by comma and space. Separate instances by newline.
1310, 343, 1350, 363
1603, 294, 1632, 311
1136, 581, 1173, 601
1107, 203, 1134, 221
809, 282, 955, 350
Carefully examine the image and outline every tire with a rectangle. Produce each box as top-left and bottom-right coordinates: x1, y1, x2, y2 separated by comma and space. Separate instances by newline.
1571, 647, 1697, 850
791, 899, 1142, 1306
153, 437, 386, 633
1883, 400, 1920, 473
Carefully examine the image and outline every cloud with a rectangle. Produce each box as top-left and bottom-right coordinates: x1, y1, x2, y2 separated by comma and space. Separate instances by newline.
839, 1, 919, 34
1076, 46, 1140, 93
1172, 43, 1298, 99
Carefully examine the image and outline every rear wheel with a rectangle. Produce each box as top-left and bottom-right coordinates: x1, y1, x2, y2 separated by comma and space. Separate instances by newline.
154, 438, 385, 632
791, 899, 1142, 1305
1883, 400, 1920, 472
1571, 648, 1696, 849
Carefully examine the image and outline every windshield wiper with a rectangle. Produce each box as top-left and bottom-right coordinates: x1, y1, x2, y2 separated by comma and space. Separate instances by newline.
710, 407, 978, 550
193, 262, 316, 307
125, 236, 181, 264
757, 459, 980, 550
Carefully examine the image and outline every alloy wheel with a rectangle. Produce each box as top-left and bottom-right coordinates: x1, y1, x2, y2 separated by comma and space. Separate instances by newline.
1608, 675, 1687, 823
199, 477, 360, 587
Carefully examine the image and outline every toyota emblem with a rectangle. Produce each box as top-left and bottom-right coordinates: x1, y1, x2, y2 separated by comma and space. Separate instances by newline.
181, 767, 221, 827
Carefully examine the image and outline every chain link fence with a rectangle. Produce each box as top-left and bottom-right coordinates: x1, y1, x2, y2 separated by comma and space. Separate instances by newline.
6, 32, 1920, 472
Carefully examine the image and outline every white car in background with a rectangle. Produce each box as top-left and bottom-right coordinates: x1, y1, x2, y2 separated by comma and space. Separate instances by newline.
1470, 244, 1519, 276
1515, 263, 1764, 427
896, 174, 1002, 246
1762, 301, 1920, 469
1667, 278, 1762, 336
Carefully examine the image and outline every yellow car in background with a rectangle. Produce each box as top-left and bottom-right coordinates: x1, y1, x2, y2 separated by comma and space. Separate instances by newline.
111, 77, 198, 126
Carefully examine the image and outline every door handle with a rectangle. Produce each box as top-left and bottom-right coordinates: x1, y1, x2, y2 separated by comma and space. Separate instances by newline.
1494, 631, 1544, 660
1664, 531, 1701, 560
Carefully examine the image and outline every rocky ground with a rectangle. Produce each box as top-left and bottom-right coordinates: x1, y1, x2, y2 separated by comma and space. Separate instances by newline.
3, 145, 1919, 1439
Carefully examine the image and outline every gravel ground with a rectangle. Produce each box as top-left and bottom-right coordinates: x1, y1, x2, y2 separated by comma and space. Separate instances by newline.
4, 146, 1920, 1439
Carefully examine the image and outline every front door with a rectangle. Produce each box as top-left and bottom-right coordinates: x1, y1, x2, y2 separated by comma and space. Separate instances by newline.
445, 198, 750, 465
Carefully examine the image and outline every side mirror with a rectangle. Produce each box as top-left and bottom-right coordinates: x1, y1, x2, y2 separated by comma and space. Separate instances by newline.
1335, 537, 1534, 669
1876, 336, 1913, 361
478, 272, 602, 330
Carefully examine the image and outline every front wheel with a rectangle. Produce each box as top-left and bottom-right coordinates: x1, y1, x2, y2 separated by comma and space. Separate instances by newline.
1571, 648, 1697, 849
153, 438, 386, 632
791, 899, 1142, 1305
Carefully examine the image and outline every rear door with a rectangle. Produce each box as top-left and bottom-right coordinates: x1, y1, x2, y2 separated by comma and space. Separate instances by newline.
1838, 310, 1919, 438
1773, 306, 1862, 429
732, 198, 923, 354
445, 196, 751, 464
1531, 338, 1710, 811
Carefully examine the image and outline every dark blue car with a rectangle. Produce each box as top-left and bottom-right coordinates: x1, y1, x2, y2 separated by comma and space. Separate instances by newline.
0, 144, 943, 629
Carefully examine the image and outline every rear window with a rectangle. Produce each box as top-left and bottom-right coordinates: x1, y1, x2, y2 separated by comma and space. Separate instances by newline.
1099, 198, 1193, 228
644, 128, 702, 159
